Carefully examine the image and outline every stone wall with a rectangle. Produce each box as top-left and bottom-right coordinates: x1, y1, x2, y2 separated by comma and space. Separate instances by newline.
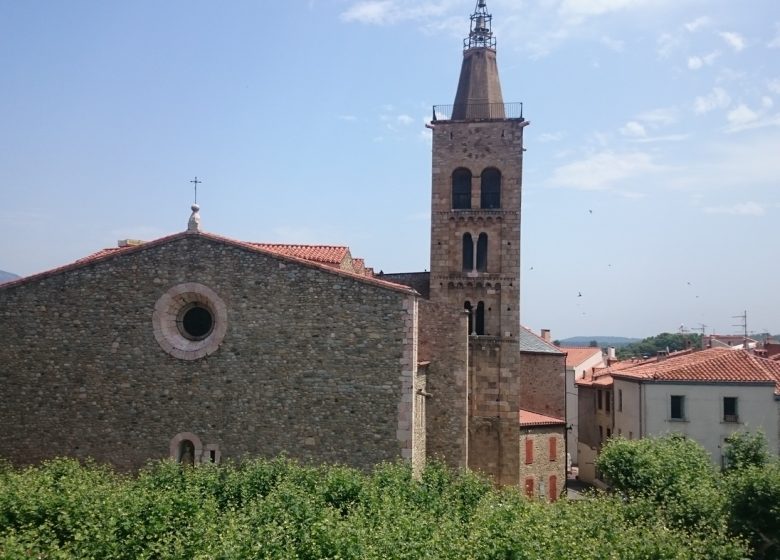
519, 352, 566, 419
0, 234, 419, 471
519, 424, 567, 501
418, 299, 469, 469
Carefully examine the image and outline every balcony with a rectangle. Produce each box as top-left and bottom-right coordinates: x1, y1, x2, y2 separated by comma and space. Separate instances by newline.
432, 102, 524, 122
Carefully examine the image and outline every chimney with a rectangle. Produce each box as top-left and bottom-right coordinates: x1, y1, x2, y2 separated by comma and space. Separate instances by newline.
606, 347, 617, 365
541, 329, 551, 342
117, 239, 144, 248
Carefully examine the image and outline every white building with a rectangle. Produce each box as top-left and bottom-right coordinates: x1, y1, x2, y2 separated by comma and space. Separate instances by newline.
564, 347, 605, 466
577, 348, 780, 484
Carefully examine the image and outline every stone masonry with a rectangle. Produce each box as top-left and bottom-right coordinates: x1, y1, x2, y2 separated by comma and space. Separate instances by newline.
0, 232, 422, 471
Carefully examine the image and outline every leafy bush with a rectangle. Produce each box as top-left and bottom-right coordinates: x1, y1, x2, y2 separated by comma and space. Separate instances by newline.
0, 456, 749, 559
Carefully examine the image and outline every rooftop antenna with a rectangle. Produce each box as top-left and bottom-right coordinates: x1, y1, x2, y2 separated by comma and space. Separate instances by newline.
732, 310, 748, 349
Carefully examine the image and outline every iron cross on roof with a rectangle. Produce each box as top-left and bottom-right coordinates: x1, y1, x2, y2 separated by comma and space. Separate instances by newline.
190, 176, 202, 204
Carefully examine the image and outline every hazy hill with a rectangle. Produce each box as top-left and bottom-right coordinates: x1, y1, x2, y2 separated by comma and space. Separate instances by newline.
557, 336, 640, 348
0, 270, 20, 284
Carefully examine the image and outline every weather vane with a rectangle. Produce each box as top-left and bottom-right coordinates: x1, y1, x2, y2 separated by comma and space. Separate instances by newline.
190, 176, 202, 204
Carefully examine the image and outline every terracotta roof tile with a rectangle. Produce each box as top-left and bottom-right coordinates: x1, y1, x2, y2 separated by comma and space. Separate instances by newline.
519, 409, 565, 427
1, 232, 416, 296
564, 347, 603, 367
250, 243, 350, 266
607, 348, 780, 393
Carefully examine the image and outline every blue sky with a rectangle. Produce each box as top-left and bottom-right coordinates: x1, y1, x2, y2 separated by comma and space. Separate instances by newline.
1, 0, 778, 339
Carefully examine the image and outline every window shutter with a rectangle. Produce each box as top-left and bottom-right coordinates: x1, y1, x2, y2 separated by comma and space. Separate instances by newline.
549, 475, 558, 502
549, 436, 557, 461
525, 477, 535, 497
525, 438, 534, 464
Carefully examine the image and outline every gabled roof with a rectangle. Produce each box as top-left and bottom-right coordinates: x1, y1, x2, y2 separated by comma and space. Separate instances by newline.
0, 231, 416, 296
519, 409, 565, 427
519, 327, 564, 355
607, 348, 780, 394
564, 347, 603, 368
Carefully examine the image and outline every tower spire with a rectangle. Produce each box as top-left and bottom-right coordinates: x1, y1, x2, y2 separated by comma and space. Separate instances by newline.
451, 0, 504, 119
465, 0, 495, 51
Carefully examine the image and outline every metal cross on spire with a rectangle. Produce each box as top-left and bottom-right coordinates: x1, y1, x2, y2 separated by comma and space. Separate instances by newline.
190, 176, 202, 204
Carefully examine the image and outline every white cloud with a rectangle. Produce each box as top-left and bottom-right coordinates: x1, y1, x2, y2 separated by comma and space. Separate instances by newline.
694, 87, 731, 114
620, 121, 646, 137
762, 96, 774, 109
338, 114, 358, 122
727, 104, 759, 127
684, 16, 711, 32
719, 31, 746, 52
636, 107, 678, 126
538, 132, 565, 143
341, 1, 396, 24
396, 114, 414, 126
703, 202, 766, 216
548, 151, 662, 191
559, 0, 651, 20
768, 23, 780, 48
656, 32, 681, 58
769, 79, 780, 94
340, 0, 451, 25
631, 133, 690, 143
687, 51, 720, 70
600, 35, 624, 52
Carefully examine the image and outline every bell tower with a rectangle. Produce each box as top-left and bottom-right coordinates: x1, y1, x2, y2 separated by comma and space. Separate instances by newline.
428, 0, 528, 485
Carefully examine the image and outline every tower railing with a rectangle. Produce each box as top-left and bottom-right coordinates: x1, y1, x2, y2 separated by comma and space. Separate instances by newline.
432, 102, 523, 122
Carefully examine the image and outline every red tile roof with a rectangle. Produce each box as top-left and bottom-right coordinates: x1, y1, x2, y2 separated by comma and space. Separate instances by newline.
606, 348, 780, 393
519, 409, 565, 427
0, 231, 416, 296
564, 347, 603, 368
249, 243, 350, 267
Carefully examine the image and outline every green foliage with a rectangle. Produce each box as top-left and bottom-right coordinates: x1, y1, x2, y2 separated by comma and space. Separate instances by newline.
723, 430, 771, 472
596, 434, 725, 531
724, 461, 780, 559
0, 456, 749, 559
616, 332, 701, 359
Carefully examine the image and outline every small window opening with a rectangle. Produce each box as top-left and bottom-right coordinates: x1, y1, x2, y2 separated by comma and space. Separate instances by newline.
462, 233, 474, 271
464, 301, 474, 335
476, 233, 488, 271
452, 168, 472, 209
475, 301, 485, 335
670, 395, 685, 420
178, 303, 214, 341
178, 440, 195, 466
723, 397, 738, 422
480, 168, 501, 209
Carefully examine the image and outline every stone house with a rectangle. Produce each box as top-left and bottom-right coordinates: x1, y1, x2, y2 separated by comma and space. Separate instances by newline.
519, 410, 567, 501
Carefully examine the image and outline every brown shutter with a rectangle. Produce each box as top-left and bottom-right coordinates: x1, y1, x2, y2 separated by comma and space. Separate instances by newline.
525, 438, 534, 464
549, 436, 557, 461
549, 475, 558, 502
525, 477, 535, 498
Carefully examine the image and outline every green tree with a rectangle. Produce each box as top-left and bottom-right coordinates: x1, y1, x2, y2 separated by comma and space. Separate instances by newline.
588, 339, 599, 347
723, 430, 770, 472
724, 462, 780, 560
596, 434, 725, 531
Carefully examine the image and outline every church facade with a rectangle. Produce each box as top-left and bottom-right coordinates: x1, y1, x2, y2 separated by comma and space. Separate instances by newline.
1, 1, 564, 492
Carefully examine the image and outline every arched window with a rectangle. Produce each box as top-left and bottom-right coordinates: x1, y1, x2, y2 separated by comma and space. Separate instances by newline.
476, 233, 488, 272
481, 168, 501, 209
452, 168, 472, 209
462, 233, 474, 271
464, 301, 474, 335
178, 440, 195, 466
476, 301, 485, 335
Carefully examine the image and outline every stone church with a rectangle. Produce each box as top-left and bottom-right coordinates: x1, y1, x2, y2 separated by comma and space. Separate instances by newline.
0, 1, 565, 492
